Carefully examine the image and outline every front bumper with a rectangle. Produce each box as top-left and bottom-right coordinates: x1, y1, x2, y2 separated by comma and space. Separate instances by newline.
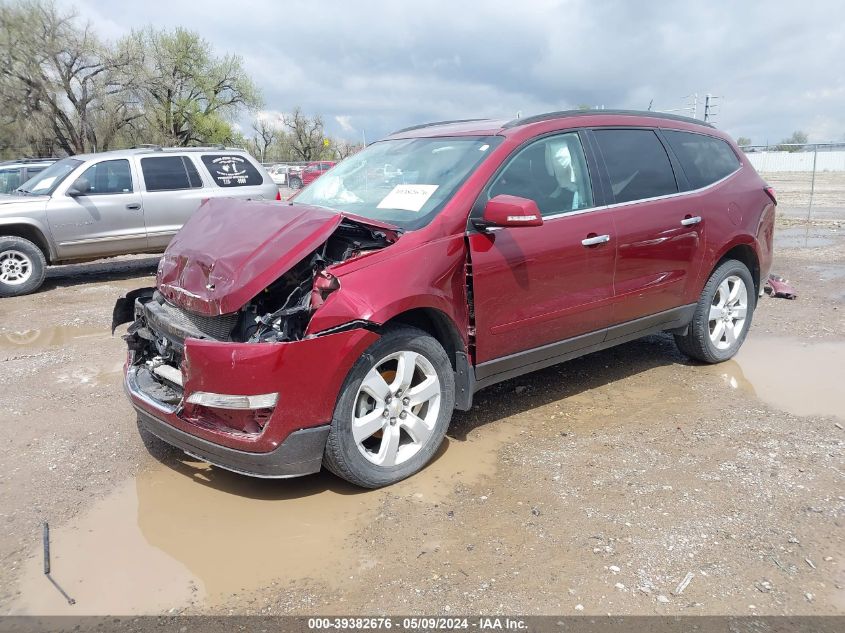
121, 305, 379, 476
132, 387, 330, 478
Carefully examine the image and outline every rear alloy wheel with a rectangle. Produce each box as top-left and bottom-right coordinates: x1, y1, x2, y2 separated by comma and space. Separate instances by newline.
674, 259, 755, 363
0, 236, 47, 297
324, 326, 455, 488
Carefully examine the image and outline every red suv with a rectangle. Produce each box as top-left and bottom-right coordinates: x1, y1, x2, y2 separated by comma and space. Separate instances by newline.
115, 110, 775, 488
290, 160, 337, 189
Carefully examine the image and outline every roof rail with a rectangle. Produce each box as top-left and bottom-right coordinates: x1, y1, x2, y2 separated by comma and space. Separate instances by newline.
131, 144, 163, 150
0, 157, 59, 164
502, 109, 715, 129
391, 118, 491, 135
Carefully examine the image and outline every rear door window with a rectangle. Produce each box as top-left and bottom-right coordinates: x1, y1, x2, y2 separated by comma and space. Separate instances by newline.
662, 130, 741, 189
593, 129, 678, 203
141, 156, 203, 191
200, 154, 264, 187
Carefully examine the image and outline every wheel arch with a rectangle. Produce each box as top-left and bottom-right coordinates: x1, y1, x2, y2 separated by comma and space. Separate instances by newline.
0, 221, 55, 263
382, 307, 474, 412
711, 241, 761, 297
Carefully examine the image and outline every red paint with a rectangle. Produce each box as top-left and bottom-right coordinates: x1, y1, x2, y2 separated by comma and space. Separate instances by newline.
301, 161, 337, 187
127, 111, 775, 455
130, 328, 377, 452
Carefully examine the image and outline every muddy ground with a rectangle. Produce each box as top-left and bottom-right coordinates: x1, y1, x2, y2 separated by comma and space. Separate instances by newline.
0, 220, 843, 617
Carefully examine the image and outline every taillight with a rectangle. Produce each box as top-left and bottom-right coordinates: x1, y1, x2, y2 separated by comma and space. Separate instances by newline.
764, 186, 777, 205
275, 190, 282, 201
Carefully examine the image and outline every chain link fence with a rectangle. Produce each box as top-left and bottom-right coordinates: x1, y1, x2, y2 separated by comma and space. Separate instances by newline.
740, 142, 845, 222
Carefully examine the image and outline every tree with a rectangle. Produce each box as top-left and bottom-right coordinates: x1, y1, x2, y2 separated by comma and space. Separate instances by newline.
0, 0, 141, 154
251, 116, 280, 162
333, 139, 363, 160
736, 136, 752, 147
283, 107, 325, 161
778, 130, 808, 152
126, 26, 261, 146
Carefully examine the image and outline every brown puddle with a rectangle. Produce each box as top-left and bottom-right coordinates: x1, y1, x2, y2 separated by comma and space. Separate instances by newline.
0, 324, 105, 352
709, 335, 845, 421
10, 422, 516, 615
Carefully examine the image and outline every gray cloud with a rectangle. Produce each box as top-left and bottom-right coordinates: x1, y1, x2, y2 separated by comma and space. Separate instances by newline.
66, 0, 845, 144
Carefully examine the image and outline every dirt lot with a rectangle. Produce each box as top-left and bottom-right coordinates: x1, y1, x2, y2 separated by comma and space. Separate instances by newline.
1, 221, 843, 617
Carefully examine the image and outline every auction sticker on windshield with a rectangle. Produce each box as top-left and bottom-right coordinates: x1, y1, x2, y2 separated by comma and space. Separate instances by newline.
377, 184, 439, 212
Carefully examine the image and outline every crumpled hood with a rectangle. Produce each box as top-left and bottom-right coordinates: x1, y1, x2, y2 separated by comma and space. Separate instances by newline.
158, 198, 395, 316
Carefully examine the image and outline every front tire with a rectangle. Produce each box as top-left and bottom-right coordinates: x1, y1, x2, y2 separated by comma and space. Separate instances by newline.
0, 236, 47, 297
674, 259, 755, 363
323, 325, 455, 488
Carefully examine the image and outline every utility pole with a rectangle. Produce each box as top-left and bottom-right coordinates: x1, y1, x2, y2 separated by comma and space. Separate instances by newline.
703, 94, 720, 122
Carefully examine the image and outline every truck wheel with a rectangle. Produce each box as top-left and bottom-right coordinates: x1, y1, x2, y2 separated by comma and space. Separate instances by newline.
674, 259, 756, 363
0, 236, 46, 297
323, 325, 455, 488
289, 176, 302, 190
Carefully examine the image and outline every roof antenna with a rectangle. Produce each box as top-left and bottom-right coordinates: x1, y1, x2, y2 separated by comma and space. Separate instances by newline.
516, 110, 522, 119
647, 99, 653, 111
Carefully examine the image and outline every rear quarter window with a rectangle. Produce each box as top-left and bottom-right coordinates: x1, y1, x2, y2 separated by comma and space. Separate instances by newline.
200, 154, 265, 187
663, 130, 741, 189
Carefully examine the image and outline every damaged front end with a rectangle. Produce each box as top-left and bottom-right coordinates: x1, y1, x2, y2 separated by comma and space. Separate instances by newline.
114, 203, 392, 473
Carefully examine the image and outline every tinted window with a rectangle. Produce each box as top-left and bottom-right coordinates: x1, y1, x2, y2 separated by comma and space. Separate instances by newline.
77, 159, 133, 194
663, 131, 741, 189
489, 132, 594, 216
594, 129, 677, 203
0, 168, 22, 194
200, 154, 264, 187
141, 156, 203, 191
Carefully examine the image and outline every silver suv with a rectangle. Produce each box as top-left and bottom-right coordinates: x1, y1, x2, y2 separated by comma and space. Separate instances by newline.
0, 147, 278, 296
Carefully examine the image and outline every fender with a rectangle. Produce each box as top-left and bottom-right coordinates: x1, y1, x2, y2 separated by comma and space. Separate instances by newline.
0, 217, 57, 261
307, 234, 471, 344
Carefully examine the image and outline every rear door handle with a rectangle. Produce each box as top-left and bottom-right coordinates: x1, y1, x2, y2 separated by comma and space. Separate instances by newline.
681, 215, 702, 226
126, 203, 141, 210
581, 234, 610, 247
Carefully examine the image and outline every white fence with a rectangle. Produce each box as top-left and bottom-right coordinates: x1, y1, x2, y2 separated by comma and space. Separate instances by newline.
745, 150, 845, 173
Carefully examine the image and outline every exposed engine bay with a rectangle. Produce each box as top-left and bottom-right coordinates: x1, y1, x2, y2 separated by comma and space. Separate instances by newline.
234, 220, 391, 343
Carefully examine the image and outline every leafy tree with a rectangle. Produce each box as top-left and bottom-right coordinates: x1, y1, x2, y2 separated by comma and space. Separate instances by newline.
0, 0, 141, 154
777, 130, 808, 152
125, 26, 261, 146
284, 107, 326, 161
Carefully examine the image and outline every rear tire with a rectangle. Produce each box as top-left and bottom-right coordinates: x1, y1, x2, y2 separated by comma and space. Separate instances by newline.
289, 176, 302, 190
674, 259, 755, 363
0, 236, 46, 297
323, 325, 455, 488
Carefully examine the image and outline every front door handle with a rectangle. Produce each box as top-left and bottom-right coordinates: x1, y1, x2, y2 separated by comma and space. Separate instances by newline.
681, 215, 702, 226
581, 234, 610, 247
126, 203, 141, 210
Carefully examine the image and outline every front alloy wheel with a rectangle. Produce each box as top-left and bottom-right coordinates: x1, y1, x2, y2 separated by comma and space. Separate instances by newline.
324, 325, 455, 488
353, 350, 442, 467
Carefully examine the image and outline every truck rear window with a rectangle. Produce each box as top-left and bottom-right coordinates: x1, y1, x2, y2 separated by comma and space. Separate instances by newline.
200, 154, 264, 187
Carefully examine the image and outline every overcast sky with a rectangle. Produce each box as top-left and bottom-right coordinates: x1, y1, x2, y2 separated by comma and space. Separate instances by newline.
64, 0, 845, 145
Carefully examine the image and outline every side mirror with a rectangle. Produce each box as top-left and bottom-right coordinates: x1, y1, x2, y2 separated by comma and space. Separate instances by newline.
66, 177, 90, 197
473, 194, 544, 231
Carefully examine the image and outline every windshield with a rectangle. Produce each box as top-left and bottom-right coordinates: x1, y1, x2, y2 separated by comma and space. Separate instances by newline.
294, 136, 501, 229
16, 158, 82, 196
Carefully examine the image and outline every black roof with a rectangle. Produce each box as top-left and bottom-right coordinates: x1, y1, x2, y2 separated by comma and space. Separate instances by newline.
503, 109, 714, 129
